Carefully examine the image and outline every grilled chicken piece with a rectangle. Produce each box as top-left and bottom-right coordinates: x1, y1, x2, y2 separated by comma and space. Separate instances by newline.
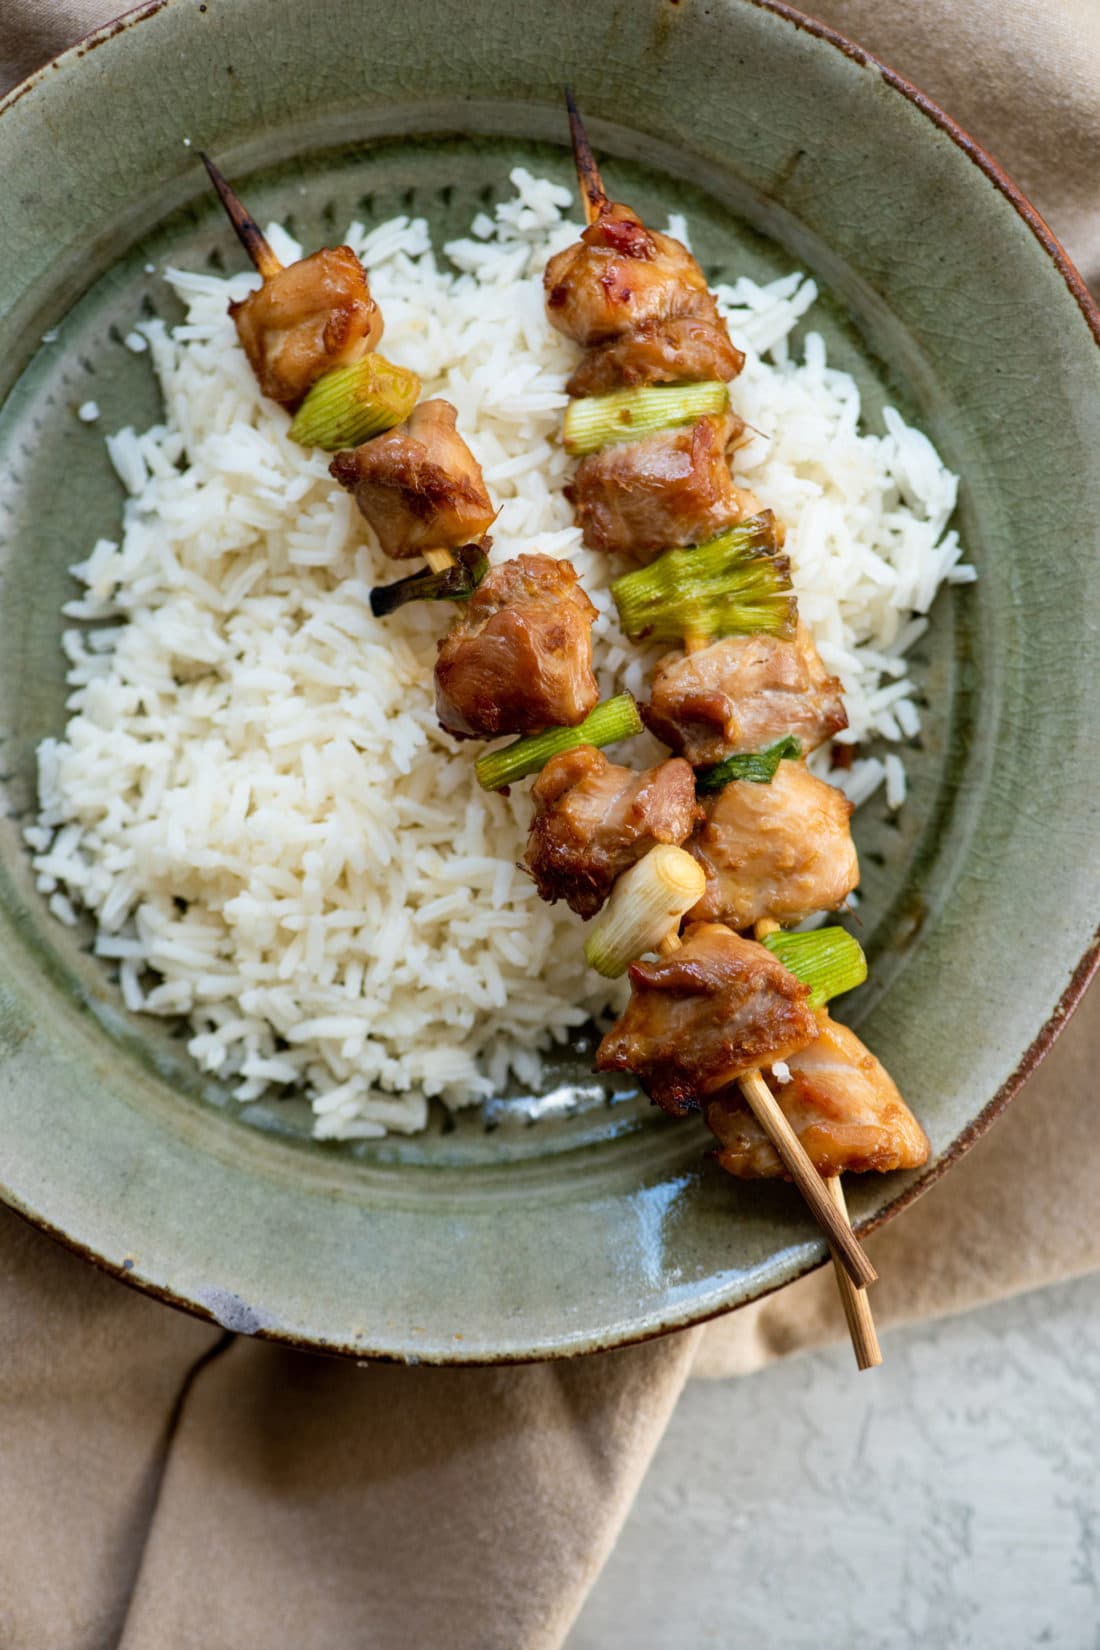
566, 314, 745, 397
566, 411, 751, 560
545, 203, 720, 347
705, 1012, 930, 1178
229, 246, 382, 408
435, 554, 598, 740
688, 760, 858, 930
330, 399, 496, 560
524, 747, 700, 918
547, 196, 743, 393
595, 923, 819, 1117
643, 624, 848, 767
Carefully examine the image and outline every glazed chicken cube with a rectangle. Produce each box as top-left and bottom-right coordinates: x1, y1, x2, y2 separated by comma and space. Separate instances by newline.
688, 760, 859, 930
565, 411, 752, 559
329, 399, 496, 560
566, 314, 745, 397
705, 1012, 930, 1178
524, 747, 701, 918
229, 246, 383, 407
545, 202, 718, 347
595, 923, 819, 1117
643, 624, 848, 767
434, 554, 599, 740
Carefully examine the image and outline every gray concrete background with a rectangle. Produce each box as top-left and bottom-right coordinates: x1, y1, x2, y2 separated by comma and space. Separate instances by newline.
567, 1274, 1100, 1649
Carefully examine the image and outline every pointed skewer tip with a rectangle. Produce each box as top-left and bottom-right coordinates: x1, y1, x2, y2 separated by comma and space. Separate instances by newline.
563, 90, 608, 227
198, 151, 282, 280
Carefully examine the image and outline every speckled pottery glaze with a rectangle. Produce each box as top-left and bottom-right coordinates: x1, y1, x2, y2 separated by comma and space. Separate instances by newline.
0, 0, 1097, 1362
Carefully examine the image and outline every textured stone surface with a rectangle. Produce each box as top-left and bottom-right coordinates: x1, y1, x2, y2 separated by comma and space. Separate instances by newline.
568, 1276, 1100, 1648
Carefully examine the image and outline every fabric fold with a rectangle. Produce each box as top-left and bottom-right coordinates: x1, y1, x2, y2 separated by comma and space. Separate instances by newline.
115, 1330, 701, 1650
0, 1205, 223, 1650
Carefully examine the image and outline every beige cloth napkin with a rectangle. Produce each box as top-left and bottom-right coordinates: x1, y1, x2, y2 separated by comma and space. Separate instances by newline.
2, 3, 1100, 1645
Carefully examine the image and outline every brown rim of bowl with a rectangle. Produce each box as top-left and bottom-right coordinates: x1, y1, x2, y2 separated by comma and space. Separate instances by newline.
1, 0, 1099, 1363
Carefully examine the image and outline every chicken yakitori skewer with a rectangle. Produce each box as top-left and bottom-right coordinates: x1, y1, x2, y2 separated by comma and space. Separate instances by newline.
541, 98, 935, 1356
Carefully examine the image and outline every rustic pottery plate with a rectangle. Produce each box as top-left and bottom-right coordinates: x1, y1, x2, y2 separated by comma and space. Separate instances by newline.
0, 0, 1097, 1362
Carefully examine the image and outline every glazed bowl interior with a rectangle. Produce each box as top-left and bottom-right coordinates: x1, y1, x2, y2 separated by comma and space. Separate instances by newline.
0, 0, 1096, 1361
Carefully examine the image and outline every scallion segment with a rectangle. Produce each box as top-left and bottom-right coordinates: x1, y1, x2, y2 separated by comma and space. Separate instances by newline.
584, 846, 706, 978
695, 736, 802, 795
762, 927, 867, 1009
611, 514, 796, 643
370, 543, 489, 618
563, 381, 730, 456
475, 694, 643, 792
289, 354, 421, 450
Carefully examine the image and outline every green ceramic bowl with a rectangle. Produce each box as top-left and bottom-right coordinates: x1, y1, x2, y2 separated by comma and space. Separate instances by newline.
0, 0, 1097, 1362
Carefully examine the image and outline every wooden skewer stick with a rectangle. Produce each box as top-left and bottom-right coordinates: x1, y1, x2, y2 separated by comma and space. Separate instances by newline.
199, 152, 283, 281
753, 916, 880, 1365
827, 1174, 881, 1369
565, 88, 610, 227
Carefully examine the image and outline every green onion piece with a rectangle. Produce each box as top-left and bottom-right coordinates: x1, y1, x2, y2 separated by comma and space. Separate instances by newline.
583, 845, 706, 978
289, 354, 421, 450
695, 736, 802, 795
475, 694, 643, 792
611, 514, 796, 643
370, 543, 489, 618
762, 927, 868, 1009
564, 381, 730, 456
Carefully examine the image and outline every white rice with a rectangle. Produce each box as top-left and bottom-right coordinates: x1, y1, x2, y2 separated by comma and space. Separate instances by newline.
29, 168, 971, 1139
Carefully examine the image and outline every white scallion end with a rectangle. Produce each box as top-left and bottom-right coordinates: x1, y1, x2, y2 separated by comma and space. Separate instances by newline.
584, 845, 706, 979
